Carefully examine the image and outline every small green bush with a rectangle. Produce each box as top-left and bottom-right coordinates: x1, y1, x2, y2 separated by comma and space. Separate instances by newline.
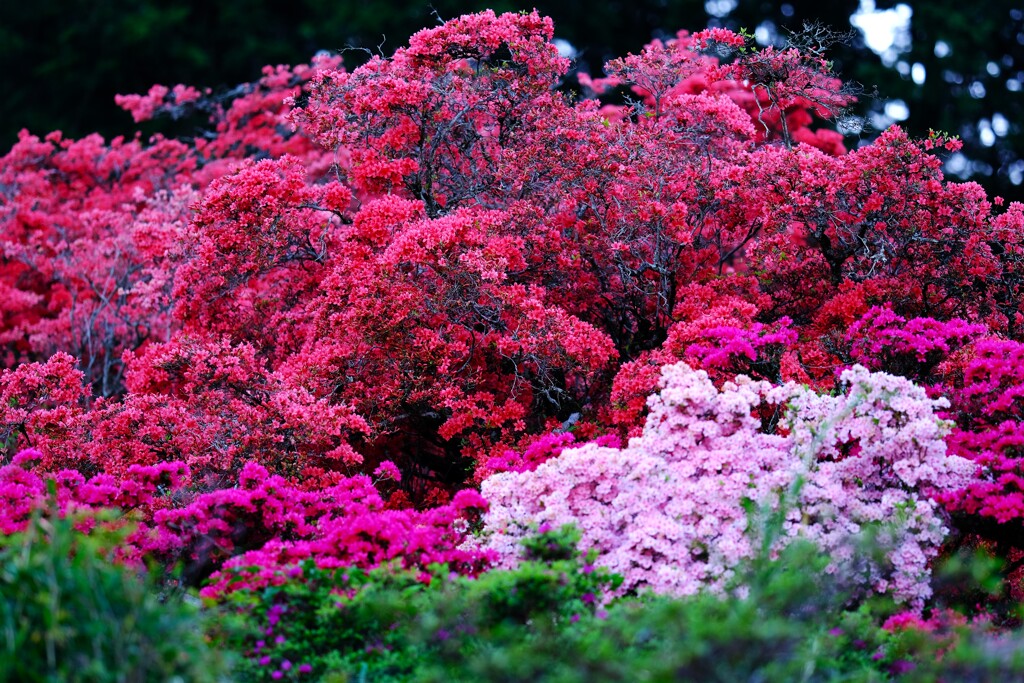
213, 523, 897, 682
215, 524, 620, 682
0, 498, 228, 683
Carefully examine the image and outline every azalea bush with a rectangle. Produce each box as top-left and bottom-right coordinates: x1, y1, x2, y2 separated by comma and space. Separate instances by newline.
477, 361, 974, 605
3, 7, 1024, 679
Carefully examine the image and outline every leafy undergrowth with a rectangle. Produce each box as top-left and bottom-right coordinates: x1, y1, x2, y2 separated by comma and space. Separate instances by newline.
8, 512, 1024, 682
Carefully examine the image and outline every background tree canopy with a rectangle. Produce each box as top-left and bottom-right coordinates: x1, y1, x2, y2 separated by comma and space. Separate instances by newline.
2, 0, 1021, 199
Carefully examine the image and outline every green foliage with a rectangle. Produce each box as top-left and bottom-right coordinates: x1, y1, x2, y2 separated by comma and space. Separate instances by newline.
417, 540, 891, 683
930, 545, 1011, 619
406, 538, 1024, 682
8, 501, 1022, 682
215, 525, 620, 682
208, 522, 898, 681
208, 514, 1024, 681
0, 495, 227, 683
215, 564, 427, 682
899, 627, 1024, 681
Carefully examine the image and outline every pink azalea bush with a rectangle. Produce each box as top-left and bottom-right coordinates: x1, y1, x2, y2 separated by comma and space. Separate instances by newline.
477, 362, 974, 606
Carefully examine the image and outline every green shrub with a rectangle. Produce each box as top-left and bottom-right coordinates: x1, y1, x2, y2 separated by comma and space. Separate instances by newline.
0, 497, 228, 683
215, 524, 620, 682
211, 522, 1024, 682
410, 539, 892, 683
213, 524, 896, 682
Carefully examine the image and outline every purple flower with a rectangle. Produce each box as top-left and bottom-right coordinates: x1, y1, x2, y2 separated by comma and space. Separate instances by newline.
889, 660, 916, 675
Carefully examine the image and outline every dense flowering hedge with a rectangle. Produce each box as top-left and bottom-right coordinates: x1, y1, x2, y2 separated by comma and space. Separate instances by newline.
2, 9, 1024, 610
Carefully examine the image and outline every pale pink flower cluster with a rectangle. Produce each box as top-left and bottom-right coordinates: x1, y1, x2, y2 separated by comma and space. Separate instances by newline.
784, 365, 975, 605
477, 363, 973, 605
